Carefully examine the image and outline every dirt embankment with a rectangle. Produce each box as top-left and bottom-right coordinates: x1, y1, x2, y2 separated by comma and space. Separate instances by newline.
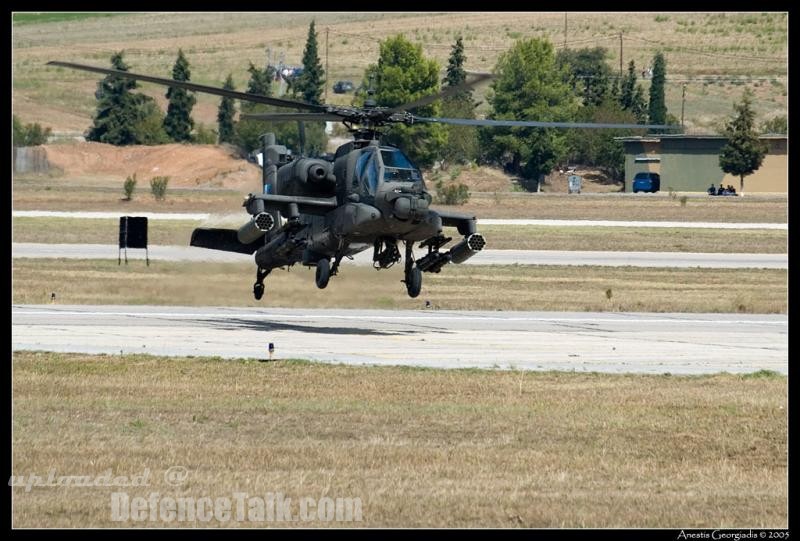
35, 141, 621, 194
41, 142, 262, 190
441, 164, 622, 194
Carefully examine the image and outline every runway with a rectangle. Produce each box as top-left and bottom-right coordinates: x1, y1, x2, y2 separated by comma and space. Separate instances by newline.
12, 243, 787, 269
12, 305, 787, 375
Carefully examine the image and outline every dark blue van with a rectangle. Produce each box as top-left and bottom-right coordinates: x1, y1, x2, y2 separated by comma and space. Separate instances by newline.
631, 172, 661, 193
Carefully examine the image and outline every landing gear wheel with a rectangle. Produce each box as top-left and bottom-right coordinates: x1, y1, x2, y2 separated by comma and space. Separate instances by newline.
253, 267, 269, 301
253, 282, 265, 300
405, 266, 422, 298
315, 259, 331, 289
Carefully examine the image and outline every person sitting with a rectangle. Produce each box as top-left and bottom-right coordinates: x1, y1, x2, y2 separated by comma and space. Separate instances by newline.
717, 185, 726, 195
728, 185, 737, 195
708, 183, 716, 195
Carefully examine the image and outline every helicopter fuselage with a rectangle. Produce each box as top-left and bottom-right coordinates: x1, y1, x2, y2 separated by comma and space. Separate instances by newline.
255, 140, 442, 264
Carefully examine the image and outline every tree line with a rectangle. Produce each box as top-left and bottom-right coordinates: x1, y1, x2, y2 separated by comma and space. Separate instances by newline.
45, 20, 771, 190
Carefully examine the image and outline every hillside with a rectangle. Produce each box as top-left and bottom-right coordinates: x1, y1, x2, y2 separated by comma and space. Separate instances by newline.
33, 142, 262, 190
19, 141, 622, 196
12, 12, 787, 136
442, 164, 622, 194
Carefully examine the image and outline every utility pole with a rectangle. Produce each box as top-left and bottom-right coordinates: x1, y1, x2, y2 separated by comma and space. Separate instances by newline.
681, 84, 687, 130
619, 32, 623, 80
325, 27, 329, 103
564, 13, 567, 49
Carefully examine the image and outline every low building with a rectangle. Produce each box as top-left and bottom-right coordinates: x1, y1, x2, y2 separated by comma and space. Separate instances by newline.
616, 134, 787, 193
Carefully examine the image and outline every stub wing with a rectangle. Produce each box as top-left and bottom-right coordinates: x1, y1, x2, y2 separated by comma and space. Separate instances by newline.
435, 209, 477, 236
190, 228, 262, 254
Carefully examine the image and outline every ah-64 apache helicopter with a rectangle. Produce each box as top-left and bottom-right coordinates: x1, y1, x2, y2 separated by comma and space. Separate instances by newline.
48, 60, 671, 300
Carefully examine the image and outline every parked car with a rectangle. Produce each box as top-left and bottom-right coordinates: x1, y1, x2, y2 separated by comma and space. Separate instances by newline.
333, 80, 354, 94
631, 172, 661, 193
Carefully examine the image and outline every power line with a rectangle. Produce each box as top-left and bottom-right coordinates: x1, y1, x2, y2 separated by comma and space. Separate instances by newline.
624, 35, 786, 63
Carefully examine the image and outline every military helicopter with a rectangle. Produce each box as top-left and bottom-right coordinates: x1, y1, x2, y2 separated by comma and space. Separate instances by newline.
48, 60, 672, 300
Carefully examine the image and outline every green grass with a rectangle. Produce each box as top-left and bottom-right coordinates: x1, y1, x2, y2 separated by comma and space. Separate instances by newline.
12, 12, 129, 25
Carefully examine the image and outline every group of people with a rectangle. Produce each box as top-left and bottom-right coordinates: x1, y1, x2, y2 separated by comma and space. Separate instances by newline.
707, 183, 738, 196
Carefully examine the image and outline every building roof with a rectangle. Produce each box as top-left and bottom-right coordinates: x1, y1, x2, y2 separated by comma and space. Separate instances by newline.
615, 134, 787, 142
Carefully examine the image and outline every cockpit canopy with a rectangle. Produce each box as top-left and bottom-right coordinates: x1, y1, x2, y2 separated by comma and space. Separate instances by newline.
356, 146, 423, 195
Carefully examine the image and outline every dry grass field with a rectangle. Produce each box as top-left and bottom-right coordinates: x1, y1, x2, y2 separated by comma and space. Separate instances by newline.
12, 217, 788, 254
11, 351, 788, 527
457, 192, 788, 222
12, 173, 788, 221
12, 178, 248, 213
11, 259, 787, 313
12, 12, 787, 134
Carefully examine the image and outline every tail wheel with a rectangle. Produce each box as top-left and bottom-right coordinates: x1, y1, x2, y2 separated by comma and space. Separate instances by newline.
405, 266, 422, 298
315, 259, 331, 289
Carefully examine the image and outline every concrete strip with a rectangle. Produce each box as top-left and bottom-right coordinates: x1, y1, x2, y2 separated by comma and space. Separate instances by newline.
477, 219, 787, 230
12, 305, 787, 375
12, 243, 788, 269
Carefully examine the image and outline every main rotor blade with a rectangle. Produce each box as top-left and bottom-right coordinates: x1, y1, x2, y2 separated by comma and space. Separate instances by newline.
47, 61, 327, 113
241, 112, 343, 122
412, 116, 677, 130
387, 72, 492, 114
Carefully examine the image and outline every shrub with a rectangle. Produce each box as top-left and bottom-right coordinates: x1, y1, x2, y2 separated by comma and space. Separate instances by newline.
150, 176, 169, 200
434, 180, 470, 205
12, 115, 52, 147
123, 173, 137, 201
192, 123, 218, 144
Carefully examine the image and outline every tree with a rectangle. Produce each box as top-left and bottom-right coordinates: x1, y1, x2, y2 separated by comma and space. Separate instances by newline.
293, 20, 325, 105
719, 89, 768, 196
163, 49, 196, 142
619, 60, 647, 122
12, 115, 52, 146
444, 36, 468, 90
235, 63, 275, 153
441, 36, 478, 167
87, 52, 139, 145
556, 47, 612, 107
217, 74, 237, 144
235, 63, 327, 156
132, 99, 170, 145
358, 35, 446, 168
567, 100, 645, 181
648, 52, 667, 127
86, 52, 168, 145
479, 38, 577, 185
